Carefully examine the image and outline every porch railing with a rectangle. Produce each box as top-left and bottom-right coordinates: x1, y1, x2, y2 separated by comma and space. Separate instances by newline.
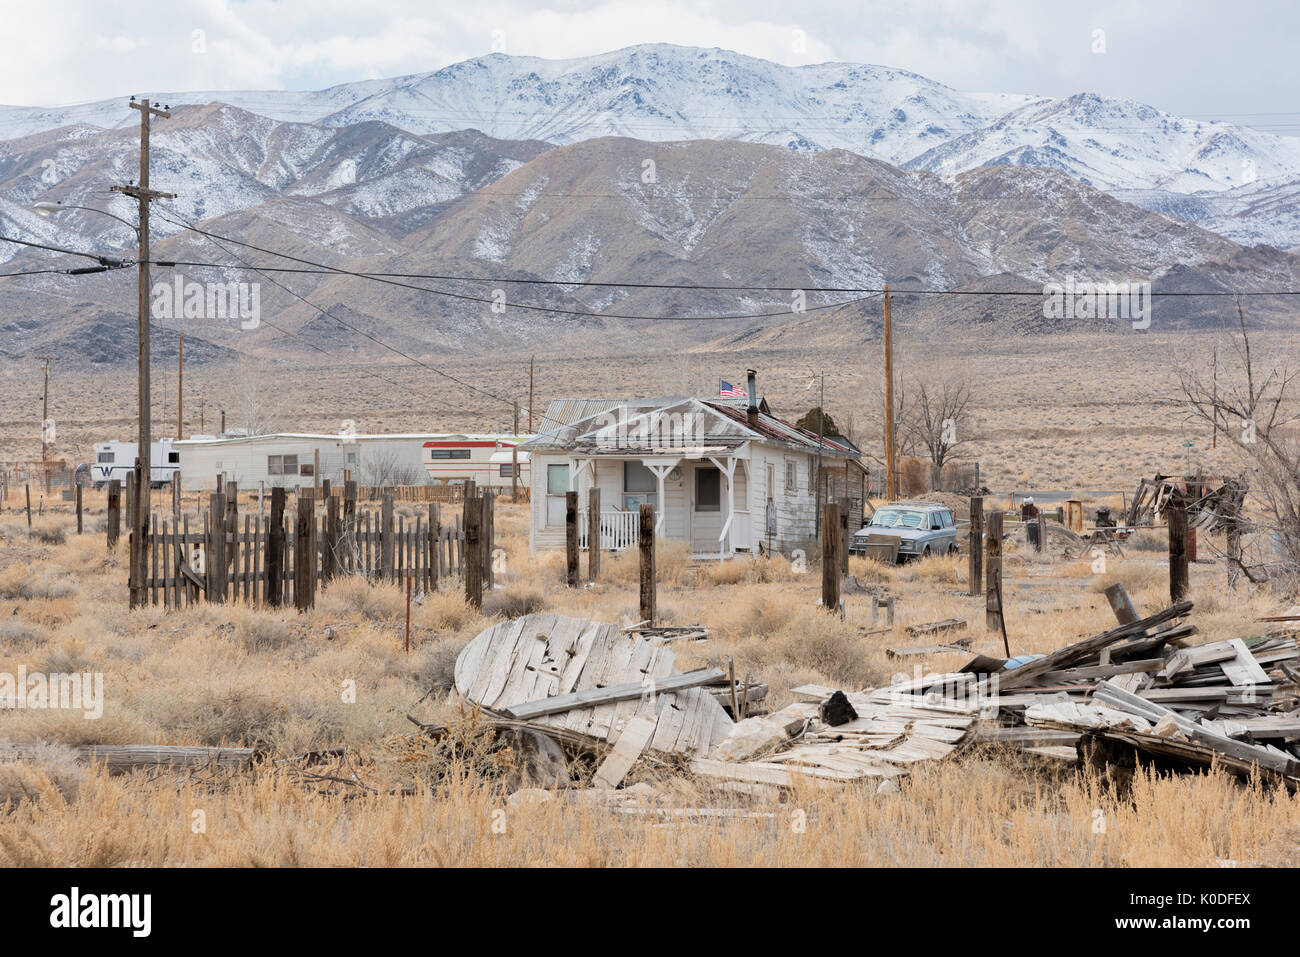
578, 508, 640, 550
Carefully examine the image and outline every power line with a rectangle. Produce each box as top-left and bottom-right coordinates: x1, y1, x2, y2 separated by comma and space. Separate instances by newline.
156, 207, 515, 417
152, 211, 881, 320
0, 233, 128, 266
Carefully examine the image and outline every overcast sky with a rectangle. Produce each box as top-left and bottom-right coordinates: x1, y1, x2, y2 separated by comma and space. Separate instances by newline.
1, 0, 1296, 128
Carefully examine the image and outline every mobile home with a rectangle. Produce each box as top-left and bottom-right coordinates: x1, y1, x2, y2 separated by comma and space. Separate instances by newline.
174, 431, 526, 492
91, 439, 181, 488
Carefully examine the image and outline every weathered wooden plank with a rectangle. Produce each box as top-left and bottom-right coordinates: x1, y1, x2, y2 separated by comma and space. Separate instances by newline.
592, 713, 657, 789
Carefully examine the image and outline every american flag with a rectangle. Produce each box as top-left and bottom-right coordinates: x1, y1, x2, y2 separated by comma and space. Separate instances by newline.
719, 379, 747, 398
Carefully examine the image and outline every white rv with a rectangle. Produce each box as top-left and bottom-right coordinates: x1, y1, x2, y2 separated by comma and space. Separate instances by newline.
91, 439, 181, 488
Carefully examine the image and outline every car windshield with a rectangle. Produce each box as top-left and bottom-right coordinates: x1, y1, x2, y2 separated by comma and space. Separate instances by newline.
869, 508, 927, 529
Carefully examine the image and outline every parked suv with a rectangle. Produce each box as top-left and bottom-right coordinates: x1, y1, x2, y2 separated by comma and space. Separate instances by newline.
850, 502, 958, 561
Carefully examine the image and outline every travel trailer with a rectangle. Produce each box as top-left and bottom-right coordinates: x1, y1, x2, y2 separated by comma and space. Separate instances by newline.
90, 439, 181, 488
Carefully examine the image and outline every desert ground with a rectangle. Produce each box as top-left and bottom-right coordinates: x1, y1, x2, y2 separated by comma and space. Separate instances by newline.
0, 328, 1298, 867
3, 329, 1290, 494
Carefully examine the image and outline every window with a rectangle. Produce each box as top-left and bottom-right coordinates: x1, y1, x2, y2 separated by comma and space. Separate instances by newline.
168, 451, 180, 464
546, 464, 570, 526
785, 460, 797, 495
499, 463, 520, 477
97, 451, 114, 463
268, 454, 300, 476
624, 461, 658, 512
300, 462, 314, 477
429, 448, 471, 460
941, 510, 955, 528
346, 451, 357, 464
547, 464, 570, 496
695, 467, 720, 511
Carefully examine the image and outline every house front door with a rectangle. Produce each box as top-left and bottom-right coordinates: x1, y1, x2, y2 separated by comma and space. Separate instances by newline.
691, 464, 722, 552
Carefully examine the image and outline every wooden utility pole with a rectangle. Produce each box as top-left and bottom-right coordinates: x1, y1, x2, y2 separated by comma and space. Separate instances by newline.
176, 333, 183, 438
528, 356, 535, 433
968, 496, 983, 596
511, 401, 520, 502
38, 356, 55, 491
882, 283, 897, 501
112, 96, 174, 610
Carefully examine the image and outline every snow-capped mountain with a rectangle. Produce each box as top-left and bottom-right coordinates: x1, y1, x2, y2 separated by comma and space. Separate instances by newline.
1114, 175, 1300, 251
0, 103, 550, 261
6, 134, 1296, 368
2, 44, 1295, 193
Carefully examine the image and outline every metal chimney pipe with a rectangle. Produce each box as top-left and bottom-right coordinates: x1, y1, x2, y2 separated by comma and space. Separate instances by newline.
746, 369, 758, 427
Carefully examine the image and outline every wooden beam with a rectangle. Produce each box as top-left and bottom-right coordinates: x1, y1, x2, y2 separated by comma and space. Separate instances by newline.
503, 668, 726, 720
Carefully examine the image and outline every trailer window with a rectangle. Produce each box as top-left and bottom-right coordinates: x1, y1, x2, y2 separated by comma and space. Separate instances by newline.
429, 449, 471, 460
168, 452, 180, 464
97, 451, 114, 463
268, 454, 300, 476
300, 463, 314, 477
499, 464, 520, 477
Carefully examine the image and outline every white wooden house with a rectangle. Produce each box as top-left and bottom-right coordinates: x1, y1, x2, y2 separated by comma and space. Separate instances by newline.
522, 387, 864, 558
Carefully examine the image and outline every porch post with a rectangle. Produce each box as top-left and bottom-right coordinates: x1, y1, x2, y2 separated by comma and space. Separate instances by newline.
709, 455, 737, 556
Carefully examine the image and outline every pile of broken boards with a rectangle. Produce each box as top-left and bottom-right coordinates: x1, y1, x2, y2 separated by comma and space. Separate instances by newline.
445, 613, 980, 794
965, 600, 1300, 788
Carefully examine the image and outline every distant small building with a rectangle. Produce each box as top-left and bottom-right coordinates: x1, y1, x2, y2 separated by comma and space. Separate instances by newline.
521, 385, 864, 558
174, 432, 526, 491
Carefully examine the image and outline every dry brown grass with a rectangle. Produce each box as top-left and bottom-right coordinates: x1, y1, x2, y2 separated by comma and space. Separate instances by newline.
0, 498, 1297, 866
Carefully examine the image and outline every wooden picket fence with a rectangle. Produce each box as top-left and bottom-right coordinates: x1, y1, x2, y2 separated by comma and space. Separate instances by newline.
137, 490, 468, 610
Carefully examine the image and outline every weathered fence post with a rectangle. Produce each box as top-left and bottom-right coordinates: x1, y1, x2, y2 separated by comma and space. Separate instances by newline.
639, 504, 655, 624
1036, 512, 1046, 554
1168, 497, 1189, 603
343, 480, 357, 574
76, 483, 83, 535
107, 480, 121, 547
172, 479, 180, 520
985, 509, 1003, 632
587, 487, 601, 581
208, 489, 227, 603
225, 481, 239, 582
428, 502, 439, 592
822, 502, 842, 613
968, 496, 983, 596
1103, 582, 1140, 625
484, 491, 495, 591
25, 483, 31, 528
565, 490, 579, 587
324, 483, 339, 583
381, 492, 395, 583
267, 487, 285, 607
465, 494, 484, 608
295, 496, 315, 611
839, 504, 849, 575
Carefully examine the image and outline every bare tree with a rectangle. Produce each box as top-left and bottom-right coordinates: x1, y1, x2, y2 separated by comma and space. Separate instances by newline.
361, 448, 426, 487
231, 363, 278, 437
899, 377, 974, 469
1176, 299, 1300, 587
